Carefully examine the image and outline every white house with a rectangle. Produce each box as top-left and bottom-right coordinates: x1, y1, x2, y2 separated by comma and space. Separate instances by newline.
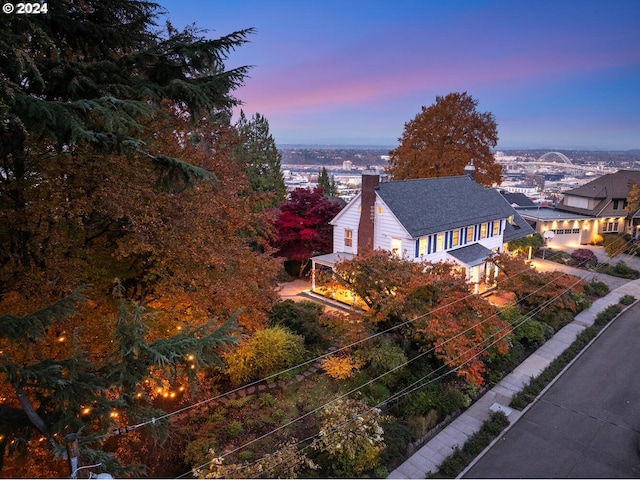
311, 168, 534, 294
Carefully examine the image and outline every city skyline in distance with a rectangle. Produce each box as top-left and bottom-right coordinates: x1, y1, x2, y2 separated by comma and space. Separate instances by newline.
158, 0, 640, 151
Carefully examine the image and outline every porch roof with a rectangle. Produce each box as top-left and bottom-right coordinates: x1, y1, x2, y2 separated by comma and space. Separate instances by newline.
311, 252, 355, 268
447, 243, 493, 267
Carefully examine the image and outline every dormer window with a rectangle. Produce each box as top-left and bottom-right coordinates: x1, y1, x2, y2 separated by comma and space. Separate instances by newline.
613, 199, 628, 210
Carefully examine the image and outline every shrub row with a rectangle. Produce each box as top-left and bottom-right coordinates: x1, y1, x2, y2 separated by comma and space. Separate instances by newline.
510, 302, 626, 410
542, 248, 640, 279
595, 261, 640, 279
427, 411, 509, 478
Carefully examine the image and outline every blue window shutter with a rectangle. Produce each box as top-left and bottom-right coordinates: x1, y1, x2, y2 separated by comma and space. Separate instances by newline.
427, 235, 432, 254
444, 232, 449, 249
415, 239, 419, 258
489, 221, 493, 237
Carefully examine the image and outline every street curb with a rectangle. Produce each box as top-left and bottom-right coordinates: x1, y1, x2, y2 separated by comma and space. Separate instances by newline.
457, 298, 638, 478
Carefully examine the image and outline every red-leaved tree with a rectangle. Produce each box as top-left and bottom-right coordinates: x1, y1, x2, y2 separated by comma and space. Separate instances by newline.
274, 187, 344, 276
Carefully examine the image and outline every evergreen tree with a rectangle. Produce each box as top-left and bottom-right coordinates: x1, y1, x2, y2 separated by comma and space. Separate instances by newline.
0, 1, 280, 475
0, 286, 240, 477
318, 166, 338, 196
234, 110, 287, 209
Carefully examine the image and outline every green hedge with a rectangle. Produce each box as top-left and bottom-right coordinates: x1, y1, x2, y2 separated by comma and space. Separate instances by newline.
427, 411, 509, 478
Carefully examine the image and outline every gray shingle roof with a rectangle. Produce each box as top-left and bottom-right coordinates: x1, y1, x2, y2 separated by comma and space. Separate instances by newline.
377, 175, 530, 238
502, 210, 535, 242
501, 192, 537, 207
448, 243, 493, 266
557, 170, 640, 216
563, 170, 640, 199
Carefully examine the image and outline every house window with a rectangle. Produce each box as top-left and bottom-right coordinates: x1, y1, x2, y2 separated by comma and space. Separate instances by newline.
602, 222, 619, 233
480, 223, 487, 239
419, 237, 427, 256
466, 227, 474, 243
391, 238, 402, 255
344, 229, 353, 247
493, 221, 500, 236
436, 234, 444, 251
613, 199, 629, 211
452, 230, 459, 247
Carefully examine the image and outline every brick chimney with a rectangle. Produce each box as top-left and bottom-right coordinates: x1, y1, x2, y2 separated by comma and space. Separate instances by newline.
464, 160, 476, 182
358, 170, 379, 253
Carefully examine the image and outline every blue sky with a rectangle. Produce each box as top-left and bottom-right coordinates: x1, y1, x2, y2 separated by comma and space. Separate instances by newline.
157, 0, 640, 150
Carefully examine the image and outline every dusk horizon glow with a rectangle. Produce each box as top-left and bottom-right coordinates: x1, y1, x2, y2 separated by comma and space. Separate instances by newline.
158, 0, 640, 151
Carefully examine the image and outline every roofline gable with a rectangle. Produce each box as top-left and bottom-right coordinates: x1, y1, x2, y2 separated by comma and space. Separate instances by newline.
329, 191, 361, 225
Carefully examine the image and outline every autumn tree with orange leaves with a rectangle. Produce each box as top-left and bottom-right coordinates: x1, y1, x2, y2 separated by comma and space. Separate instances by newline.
388, 92, 502, 187
330, 250, 511, 386
492, 252, 589, 329
0, 3, 281, 476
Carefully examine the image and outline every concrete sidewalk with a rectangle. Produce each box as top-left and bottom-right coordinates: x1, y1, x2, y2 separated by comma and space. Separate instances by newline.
389, 268, 640, 479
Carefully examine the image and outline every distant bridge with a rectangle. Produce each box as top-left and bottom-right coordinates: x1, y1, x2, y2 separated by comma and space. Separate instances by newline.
538, 151, 572, 164
499, 151, 615, 173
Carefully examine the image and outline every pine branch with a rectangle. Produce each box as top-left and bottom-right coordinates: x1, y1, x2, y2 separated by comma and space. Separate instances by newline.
0, 287, 85, 341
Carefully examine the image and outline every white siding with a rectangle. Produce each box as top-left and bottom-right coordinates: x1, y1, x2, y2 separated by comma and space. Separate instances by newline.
372, 198, 413, 259
329, 192, 509, 270
331, 195, 361, 254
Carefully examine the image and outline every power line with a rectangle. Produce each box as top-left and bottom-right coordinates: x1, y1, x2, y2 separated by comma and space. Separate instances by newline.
243, 270, 593, 479
110, 256, 543, 436
182, 244, 627, 478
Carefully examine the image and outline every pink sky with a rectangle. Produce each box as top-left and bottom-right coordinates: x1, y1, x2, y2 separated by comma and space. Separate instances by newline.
159, 0, 640, 149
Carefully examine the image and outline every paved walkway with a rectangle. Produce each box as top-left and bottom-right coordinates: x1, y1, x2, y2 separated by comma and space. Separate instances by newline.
389, 249, 640, 479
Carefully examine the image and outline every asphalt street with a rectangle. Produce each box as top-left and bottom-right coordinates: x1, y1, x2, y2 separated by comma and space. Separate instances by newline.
464, 301, 640, 478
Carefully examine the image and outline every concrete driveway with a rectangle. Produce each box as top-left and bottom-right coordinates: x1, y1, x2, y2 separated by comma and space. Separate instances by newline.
463, 301, 640, 478
532, 244, 640, 292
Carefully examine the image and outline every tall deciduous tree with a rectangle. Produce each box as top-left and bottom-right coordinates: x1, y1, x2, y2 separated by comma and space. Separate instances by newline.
0, 1, 281, 475
388, 92, 502, 187
274, 187, 344, 276
234, 110, 287, 209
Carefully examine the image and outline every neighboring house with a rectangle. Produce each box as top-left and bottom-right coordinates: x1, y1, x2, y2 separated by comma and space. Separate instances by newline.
500, 191, 537, 208
312, 167, 534, 294
518, 170, 640, 247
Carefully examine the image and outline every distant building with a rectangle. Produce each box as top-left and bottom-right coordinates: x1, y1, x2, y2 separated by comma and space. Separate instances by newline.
500, 191, 537, 207
500, 185, 538, 195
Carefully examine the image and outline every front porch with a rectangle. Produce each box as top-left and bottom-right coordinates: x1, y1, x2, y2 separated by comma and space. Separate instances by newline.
446, 243, 498, 295
310, 249, 498, 308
